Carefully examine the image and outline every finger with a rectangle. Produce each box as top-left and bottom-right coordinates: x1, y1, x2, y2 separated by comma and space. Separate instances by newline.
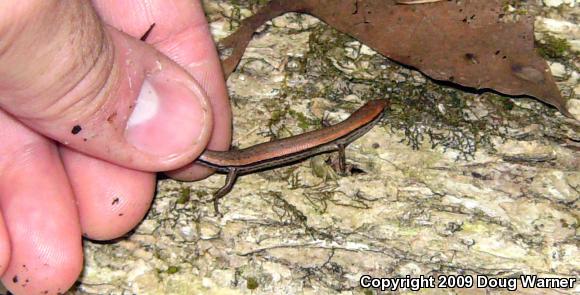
0, 110, 82, 294
60, 147, 156, 240
93, 0, 232, 180
0, 0, 213, 172
0, 210, 10, 276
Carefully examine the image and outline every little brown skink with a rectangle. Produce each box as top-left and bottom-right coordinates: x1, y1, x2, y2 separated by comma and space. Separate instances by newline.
197, 99, 389, 213
139, 25, 389, 214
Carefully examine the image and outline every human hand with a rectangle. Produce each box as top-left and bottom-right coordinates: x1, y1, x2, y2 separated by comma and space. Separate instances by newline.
0, 0, 231, 293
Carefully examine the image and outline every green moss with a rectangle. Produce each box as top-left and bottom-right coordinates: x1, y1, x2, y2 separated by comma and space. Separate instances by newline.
269, 109, 286, 127
502, 0, 527, 13
502, 99, 514, 110
536, 34, 571, 59
176, 187, 191, 204
288, 109, 318, 130
167, 266, 180, 274
195, 190, 209, 198
246, 277, 259, 290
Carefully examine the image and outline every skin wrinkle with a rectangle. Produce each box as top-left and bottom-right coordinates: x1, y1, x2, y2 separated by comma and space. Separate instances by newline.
29, 8, 113, 122
186, 59, 211, 69
12, 2, 80, 97
35, 38, 114, 124
0, 23, 20, 70
0, 141, 53, 182
0, 2, 42, 73
0, 9, 47, 93
141, 0, 155, 24
159, 20, 213, 66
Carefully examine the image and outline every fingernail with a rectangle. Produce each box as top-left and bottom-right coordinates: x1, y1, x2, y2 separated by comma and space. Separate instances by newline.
125, 76, 209, 158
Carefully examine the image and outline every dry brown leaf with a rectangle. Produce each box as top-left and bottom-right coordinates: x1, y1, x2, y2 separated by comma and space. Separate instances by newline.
220, 0, 571, 117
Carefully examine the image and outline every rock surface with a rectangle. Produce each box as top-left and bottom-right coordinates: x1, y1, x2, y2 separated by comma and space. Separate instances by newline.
543, 0, 576, 7
69, 1, 579, 294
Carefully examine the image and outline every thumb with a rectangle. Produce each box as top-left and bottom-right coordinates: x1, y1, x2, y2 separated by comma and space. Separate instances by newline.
0, 0, 212, 172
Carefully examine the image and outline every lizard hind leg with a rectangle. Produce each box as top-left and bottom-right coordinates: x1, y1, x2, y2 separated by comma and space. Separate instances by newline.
337, 143, 347, 175
211, 168, 239, 216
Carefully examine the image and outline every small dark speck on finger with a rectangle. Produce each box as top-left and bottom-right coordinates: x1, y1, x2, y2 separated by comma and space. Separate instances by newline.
71, 125, 82, 134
